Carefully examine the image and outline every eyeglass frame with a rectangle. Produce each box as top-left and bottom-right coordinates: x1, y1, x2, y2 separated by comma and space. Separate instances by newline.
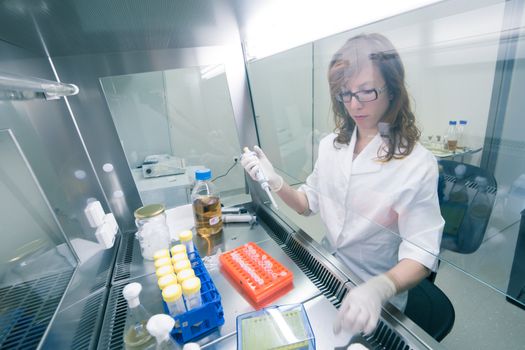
335, 85, 388, 103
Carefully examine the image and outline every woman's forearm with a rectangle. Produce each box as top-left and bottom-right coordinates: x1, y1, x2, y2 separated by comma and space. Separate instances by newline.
275, 182, 310, 214
385, 259, 430, 293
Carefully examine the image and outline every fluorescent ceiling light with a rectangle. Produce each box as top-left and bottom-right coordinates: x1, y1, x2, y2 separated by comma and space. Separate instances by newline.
244, 0, 444, 60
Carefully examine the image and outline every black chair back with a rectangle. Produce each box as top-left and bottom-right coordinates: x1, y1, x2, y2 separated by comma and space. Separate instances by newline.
437, 160, 497, 254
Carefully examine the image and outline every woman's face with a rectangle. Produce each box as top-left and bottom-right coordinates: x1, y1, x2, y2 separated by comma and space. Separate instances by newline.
342, 63, 390, 133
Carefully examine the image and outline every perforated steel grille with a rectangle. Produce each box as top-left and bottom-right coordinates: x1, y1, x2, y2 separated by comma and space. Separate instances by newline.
281, 237, 348, 308
112, 233, 136, 285
70, 290, 106, 350
96, 284, 127, 350
0, 269, 74, 350
363, 320, 411, 350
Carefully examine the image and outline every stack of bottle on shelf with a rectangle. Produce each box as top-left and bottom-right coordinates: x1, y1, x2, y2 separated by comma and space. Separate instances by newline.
425, 119, 469, 152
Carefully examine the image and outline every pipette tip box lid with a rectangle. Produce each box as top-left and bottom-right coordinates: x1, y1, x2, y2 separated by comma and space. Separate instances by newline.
236, 303, 315, 350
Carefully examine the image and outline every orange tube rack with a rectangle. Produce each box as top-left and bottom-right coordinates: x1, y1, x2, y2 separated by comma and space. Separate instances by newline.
219, 242, 293, 304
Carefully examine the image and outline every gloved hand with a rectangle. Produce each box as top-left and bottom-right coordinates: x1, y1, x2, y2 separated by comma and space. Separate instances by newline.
241, 146, 284, 192
333, 274, 397, 335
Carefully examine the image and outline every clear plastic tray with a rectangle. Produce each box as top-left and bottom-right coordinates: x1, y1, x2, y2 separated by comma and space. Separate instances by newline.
236, 304, 315, 350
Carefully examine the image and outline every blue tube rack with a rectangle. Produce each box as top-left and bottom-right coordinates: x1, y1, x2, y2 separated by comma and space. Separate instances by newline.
162, 247, 225, 344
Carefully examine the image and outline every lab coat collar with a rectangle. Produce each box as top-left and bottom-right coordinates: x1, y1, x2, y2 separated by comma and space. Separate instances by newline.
350, 129, 384, 175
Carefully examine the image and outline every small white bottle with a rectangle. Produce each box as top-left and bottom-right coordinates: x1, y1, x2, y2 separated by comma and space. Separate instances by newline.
162, 284, 186, 316
146, 314, 178, 350
181, 277, 202, 310
179, 230, 195, 254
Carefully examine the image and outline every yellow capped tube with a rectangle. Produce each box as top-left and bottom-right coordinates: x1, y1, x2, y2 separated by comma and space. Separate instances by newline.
181, 277, 202, 310
176, 268, 195, 283
171, 252, 188, 265
173, 259, 191, 274
157, 273, 177, 290
162, 284, 186, 316
154, 257, 172, 269
170, 244, 186, 256
155, 264, 174, 278
178, 230, 195, 253
153, 249, 170, 261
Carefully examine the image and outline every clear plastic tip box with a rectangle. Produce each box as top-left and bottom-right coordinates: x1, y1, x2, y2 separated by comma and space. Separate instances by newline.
237, 304, 315, 350
161, 247, 224, 343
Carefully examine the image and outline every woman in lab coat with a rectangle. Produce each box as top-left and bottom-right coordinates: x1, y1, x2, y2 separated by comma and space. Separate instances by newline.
242, 33, 444, 335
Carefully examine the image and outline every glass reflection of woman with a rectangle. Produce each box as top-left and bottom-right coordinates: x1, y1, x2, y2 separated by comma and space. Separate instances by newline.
242, 33, 444, 335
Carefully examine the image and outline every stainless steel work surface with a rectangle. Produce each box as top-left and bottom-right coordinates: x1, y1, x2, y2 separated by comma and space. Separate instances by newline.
208, 238, 321, 338
201, 294, 353, 350
100, 221, 319, 348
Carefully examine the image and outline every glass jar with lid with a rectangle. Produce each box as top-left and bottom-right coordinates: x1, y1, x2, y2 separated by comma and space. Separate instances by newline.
134, 204, 170, 260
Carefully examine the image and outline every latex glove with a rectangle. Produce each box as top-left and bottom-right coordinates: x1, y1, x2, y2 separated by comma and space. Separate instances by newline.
333, 274, 397, 335
241, 146, 283, 191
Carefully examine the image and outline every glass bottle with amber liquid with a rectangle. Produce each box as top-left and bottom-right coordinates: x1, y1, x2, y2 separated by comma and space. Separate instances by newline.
191, 169, 223, 236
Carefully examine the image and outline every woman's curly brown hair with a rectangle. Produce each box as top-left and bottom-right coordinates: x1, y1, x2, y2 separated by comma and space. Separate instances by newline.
328, 33, 420, 161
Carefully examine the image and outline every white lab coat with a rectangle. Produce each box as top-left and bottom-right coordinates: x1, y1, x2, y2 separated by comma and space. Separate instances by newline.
299, 129, 444, 310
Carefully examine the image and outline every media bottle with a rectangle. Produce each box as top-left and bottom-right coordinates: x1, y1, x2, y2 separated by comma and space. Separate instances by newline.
122, 283, 156, 350
191, 169, 223, 236
446, 120, 458, 151
457, 120, 468, 149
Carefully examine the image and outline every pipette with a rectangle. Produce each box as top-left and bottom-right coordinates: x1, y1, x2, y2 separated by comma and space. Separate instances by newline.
242, 147, 279, 210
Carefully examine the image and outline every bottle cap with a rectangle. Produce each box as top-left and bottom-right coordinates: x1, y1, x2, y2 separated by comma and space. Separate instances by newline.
122, 282, 142, 308
170, 244, 187, 256
454, 164, 467, 178
459, 120, 467, 125
195, 169, 212, 181
449, 120, 457, 125
156, 264, 175, 278
154, 257, 172, 269
153, 249, 170, 260
179, 230, 193, 242
176, 268, 196, 283
181, 277, 201, 295
162, 284, 183, 302
157, 273, 178, 290
475, 176, 488, 189
146, 314, 175, 342
174, 259, 192, 273
134, 204, 165, 219
171, 252, 188, 264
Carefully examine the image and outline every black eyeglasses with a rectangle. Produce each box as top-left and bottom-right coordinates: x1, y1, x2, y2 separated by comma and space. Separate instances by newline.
336, 86, 387, 103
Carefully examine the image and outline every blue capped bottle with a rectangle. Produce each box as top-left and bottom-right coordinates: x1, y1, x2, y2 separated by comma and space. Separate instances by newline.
191, 169, 223, 236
